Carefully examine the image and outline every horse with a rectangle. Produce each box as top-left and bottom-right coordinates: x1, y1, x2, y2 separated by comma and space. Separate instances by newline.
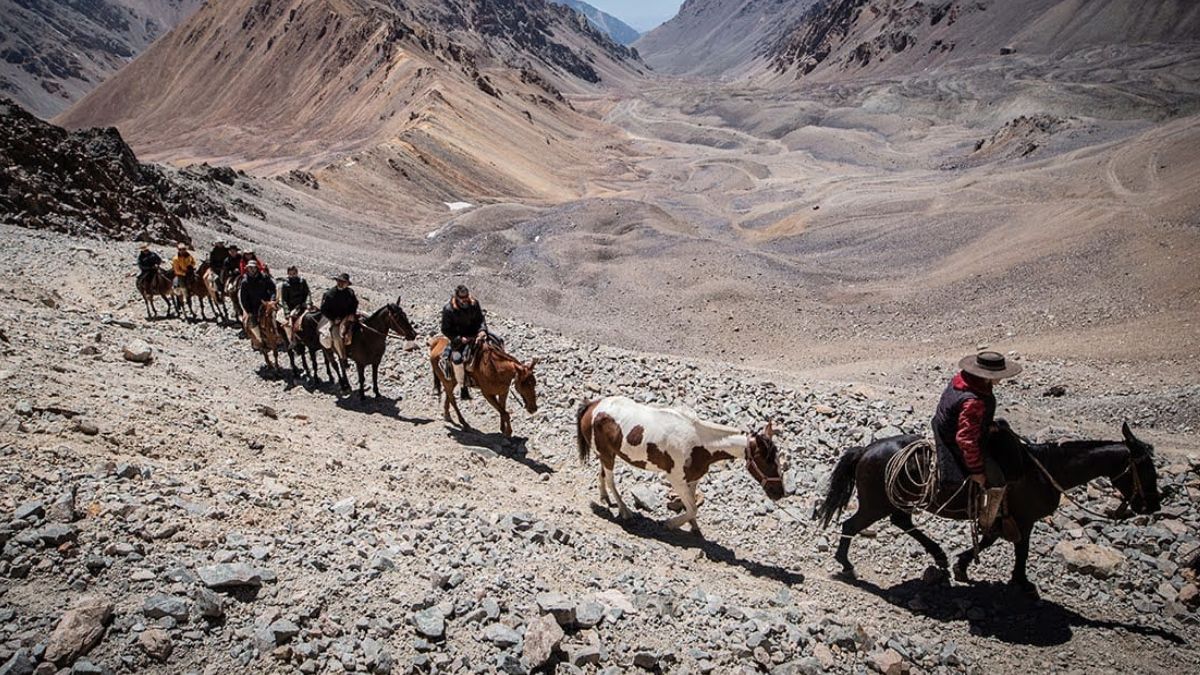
295, 310, 341, 385
247, 300, 287, 372
136, 268, 174, 319
576, 396, 784, 533
815, 420, 1162, 596
347, 300, 418, 398
201, 263, 231, 323
176, 265, 214, 321
429, 338, 538, 436
222, 270, 243, 317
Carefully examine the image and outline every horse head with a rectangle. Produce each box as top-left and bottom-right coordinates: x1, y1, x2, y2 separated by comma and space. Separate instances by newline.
1114, 422, 1161, 515
513, 357, 539, 414
385, 298, 418, 343
746, 421, 785, 501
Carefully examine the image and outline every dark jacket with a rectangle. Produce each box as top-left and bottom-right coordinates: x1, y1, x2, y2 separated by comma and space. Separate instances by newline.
137, 250, 162, 272
441, 299, 487, 341
239, 272, 276, 315
209, 245, 229, 271
320, 287, 358, 321
224, 253, 243, 277
280, 277, 311, 312
931, 371, 995, 474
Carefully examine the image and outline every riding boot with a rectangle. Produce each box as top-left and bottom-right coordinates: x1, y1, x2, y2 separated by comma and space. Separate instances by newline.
979, 487, 1006, 533
452, 362, 471, 400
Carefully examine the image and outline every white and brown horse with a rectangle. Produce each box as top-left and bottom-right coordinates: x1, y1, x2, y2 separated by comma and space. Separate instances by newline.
576, 395, 785, 532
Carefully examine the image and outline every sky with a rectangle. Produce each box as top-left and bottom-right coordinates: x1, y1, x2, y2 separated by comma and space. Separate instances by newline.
583, 0, 684, 33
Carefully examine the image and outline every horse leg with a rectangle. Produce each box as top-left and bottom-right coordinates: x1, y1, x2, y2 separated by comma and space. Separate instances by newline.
356, 362, 366, 399
1010, 522, 1038, 596
371, 362, 380, 398
602, 459, 632, 520
597, 466, 612, 506
952, 531, 1001, 583
663, 475, 701, 534
481, 392, 509, 437
889, 512, 949, 570
142, 294, 153, 319
835, 506, 888, 579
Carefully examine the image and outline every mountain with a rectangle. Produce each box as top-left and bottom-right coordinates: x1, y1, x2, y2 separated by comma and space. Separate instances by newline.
57, 0, 646, 224
0, 0, 203, 118
635, 0, 818, 77
553, 0, 641, 45
766, 0, 1200, 80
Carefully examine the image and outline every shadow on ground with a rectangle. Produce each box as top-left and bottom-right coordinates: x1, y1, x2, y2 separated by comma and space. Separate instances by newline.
446, 427, 554, 474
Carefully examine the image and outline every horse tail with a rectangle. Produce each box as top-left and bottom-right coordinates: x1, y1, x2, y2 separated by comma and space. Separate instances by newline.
815, 445, 866, 528
576, 400, 596, 464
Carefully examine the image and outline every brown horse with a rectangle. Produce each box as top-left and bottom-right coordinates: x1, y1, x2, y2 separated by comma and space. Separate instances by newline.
201, 264, 231, 323
429, 338, 539, 436
136, 268, 174, 319
248, 300, 286, 371
176, 266, 214, 321
348, 300, 418, 398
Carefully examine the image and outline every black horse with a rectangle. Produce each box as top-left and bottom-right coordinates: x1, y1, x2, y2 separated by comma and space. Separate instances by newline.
347, 300, 418, 398
295, 310, 340, 385
816, 420, 1161, 596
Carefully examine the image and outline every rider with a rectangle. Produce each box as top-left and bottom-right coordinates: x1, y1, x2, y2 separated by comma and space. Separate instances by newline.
319, 273, 358, 353
208, 240, 229, 273
279, 265, 311, 344
238, 260, 276, 345
170, 243, 196, 290
440, 284, 491, 401
931, 351, 1023, 534
239, 249, 269, 277
136, 243, 162, 285
223, 245, 243, 281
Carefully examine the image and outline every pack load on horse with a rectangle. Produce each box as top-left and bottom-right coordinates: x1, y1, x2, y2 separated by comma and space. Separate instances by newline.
279, 266, 311, 345
347, 298, 418, 398
429, 336, 538, 437
169, 243, 197, 317
238, 261, 276, 349
319, 273, 359, 389
815, 356, 1162, 596
576, 396, 785, 533
440, 285, 489, 401
135, 243, 173, 318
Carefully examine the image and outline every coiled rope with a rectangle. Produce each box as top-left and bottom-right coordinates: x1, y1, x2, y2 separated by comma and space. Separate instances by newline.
885, 439, 940, 512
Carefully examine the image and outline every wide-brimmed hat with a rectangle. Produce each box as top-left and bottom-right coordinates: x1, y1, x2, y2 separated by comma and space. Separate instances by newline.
228, 244, 240, 250
332, 273, 351, 284
959, 351, 1023, 379
176, 242, 187, 250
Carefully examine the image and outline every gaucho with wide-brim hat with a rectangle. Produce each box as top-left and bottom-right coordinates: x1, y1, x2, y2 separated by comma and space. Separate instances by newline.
959, 351, 1022, 380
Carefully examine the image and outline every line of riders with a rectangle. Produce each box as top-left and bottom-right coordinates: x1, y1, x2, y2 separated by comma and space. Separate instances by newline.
136, 241, 507, 403
135, 242, 1164, 596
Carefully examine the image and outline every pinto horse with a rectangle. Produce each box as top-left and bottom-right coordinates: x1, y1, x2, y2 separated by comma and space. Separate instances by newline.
815, 420, 1161, 596
577, 396, 785, 533
136, 268, 174, 319
429, 338, 538, 436
348, 300, 418, 398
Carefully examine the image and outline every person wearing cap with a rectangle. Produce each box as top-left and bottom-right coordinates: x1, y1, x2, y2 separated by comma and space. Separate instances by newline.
238, 260, 276, 345
440, 284, 490, 400
279, 266, 311, 343
136, 243, 163, 285
239, 249, 269, 277
208, 240, 230, 273
931, 351, 1023, 533
319, 273, 359, 355
170, 243, 196, 290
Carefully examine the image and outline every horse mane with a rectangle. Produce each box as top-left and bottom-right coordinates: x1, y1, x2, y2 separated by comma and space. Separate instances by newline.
1029, 439, 1122, 458
366, 304, 389, 321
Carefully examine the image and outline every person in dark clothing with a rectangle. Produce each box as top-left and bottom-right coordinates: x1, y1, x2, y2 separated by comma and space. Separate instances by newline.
208, 241, 229, 272
279, 266, 311, 344
223, 245, 244, 284
440, 285, 493, 400
931, 351, 1022, 533
319, 273, 359, 356
136, 244, 163, 284
238, 261, 276, 345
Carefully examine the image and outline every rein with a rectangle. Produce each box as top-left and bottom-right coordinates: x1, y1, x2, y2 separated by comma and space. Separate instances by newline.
356, 308, 415, 341
1023, 446, 1143, 521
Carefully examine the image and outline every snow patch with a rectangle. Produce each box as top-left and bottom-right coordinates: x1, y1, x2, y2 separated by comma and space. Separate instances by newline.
445, 201, 473, 211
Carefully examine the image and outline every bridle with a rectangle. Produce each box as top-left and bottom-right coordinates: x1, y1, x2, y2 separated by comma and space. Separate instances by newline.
745, 435, 783, 491
1110, 449, 1154, 513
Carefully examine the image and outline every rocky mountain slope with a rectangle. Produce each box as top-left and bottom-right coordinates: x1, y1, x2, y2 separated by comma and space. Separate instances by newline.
1, 224, 1198, 674
0, 0, 202, 118
765, 0, 1200, 80
635, 0, 818, 77
0, 97, 238, 244
56, 0, 647, 226
554, 0, 641, 45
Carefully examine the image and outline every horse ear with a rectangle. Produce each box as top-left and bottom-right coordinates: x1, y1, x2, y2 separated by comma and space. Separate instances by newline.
1121, 422, 1146, 452
764, 420, 774, 438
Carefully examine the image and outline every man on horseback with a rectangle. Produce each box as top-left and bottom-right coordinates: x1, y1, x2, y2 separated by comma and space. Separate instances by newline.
239, 250, 269, 277
319, 273, 358, 356
440, 284, 494, 401
238, 260, 276, 346
932, 351, 1022, 534
208, 240, 230, 272
136, 243, 162, 285
280, 266, 311, 344
170, 243, 196, 291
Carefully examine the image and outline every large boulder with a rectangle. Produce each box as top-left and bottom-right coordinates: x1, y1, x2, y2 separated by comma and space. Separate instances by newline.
196, 563, 263, 590
44, 596, 114, 665
521, 614, 564, 670
1053, 540, 1126, 579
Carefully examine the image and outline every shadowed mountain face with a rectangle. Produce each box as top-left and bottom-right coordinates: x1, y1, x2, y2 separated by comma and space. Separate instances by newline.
0, 0, 202, 118
57, 0, 647, 224
553, 0, 641, 45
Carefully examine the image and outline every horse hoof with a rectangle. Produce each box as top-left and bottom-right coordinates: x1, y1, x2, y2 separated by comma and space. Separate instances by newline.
952, 565, 970, 583
1011, 579, 1039, 598
833, 567, 857, 581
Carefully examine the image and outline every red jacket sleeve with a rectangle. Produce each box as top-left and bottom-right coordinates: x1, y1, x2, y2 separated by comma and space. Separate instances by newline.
956, 398, 986, 473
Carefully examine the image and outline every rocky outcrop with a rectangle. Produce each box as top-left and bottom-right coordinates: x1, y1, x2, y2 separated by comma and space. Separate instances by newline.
0, 97, 235, 244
